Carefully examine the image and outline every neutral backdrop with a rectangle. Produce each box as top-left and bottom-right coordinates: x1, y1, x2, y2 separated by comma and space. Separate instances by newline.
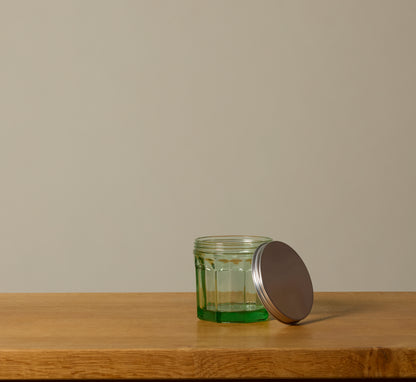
0, 0, 415, 292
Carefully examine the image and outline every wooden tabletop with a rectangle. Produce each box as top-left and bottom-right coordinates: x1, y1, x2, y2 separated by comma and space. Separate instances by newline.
0, 292, 415, 380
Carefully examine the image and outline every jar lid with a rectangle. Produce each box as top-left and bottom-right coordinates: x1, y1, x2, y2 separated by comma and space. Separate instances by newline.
252, 241, 313, 324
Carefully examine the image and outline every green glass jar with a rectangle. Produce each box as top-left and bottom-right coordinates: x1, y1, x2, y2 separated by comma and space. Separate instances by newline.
194, 235, 273, 323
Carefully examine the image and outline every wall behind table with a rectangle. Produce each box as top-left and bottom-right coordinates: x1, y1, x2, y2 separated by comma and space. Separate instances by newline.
0, 0, 415, 292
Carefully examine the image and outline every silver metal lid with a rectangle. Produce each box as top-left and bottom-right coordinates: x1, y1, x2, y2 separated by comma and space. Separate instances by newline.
252, 241, 313, 324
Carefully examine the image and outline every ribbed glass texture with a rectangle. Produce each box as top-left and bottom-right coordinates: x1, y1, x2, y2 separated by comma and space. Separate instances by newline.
194, 235, 272, 323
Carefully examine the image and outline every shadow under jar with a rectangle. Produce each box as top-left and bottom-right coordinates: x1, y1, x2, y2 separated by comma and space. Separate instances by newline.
194, 235, 272, 323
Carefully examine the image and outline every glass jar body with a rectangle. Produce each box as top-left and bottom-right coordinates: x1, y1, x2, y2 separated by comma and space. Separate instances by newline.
194, 235, 272, 323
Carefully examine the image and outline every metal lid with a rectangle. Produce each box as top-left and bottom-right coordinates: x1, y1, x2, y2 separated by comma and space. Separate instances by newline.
252, 241, 313, 324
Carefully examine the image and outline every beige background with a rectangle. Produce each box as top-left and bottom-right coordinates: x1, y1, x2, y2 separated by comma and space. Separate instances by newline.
0, 0, 415, 292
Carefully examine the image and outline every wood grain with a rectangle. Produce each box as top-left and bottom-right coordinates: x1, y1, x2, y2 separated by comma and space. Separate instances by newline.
0, 292, 415, 379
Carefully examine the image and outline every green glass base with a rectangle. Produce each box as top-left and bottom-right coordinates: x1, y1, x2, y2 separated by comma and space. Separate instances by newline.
197, 306, 269, 323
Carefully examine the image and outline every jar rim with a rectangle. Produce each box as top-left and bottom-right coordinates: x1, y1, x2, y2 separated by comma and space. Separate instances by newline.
194, 235, 273, 253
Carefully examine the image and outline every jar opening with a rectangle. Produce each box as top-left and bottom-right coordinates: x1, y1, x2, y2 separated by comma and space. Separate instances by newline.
194, 235, 272, 254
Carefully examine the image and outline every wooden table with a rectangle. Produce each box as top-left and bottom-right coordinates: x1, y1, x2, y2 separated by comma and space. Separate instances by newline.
0, 292, 415, 380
